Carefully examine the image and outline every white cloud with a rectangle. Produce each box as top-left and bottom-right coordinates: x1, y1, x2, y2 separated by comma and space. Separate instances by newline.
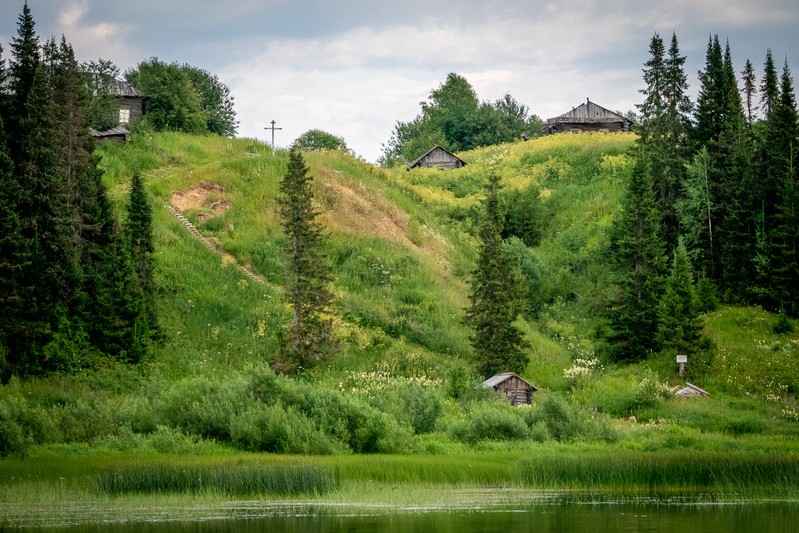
54, 0, 138, 68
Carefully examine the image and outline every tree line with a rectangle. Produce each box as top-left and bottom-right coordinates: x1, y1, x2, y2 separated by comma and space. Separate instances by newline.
0, 4, 158, 380
380, 73, 543, 166
609, 32, 798, 363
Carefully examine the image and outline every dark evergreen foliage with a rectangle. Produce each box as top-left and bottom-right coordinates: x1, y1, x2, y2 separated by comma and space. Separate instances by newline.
608, 154, 667, 362
126, 172, 158, 335
465, 173, 529, 378
0, 5, 154, 378
637, 32, 692, 248
276, 148, 335, 372
657, 239, 704, 355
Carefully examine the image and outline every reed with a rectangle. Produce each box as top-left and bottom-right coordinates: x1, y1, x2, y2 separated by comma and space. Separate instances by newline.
91, 463, 337, 496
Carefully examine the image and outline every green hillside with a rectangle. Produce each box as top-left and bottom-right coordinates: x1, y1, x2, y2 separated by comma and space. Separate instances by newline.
2, 131, 799, 460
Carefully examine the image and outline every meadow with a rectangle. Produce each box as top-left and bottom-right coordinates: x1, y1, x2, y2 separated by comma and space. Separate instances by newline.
2, 132, 799, 519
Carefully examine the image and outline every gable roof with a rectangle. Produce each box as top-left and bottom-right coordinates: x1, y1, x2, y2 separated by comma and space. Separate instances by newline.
482, 372, 538, 390
408, 145, 466, 169
546, 98, 631, 125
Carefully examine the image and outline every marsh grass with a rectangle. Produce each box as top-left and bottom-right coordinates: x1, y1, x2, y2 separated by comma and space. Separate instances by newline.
92, 463, 337, 496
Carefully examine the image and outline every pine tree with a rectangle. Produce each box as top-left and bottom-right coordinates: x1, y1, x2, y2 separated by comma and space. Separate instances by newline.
276, 148, 335, 372
608, 153, 667, 362
125, 172, 158, 334
465, 173, 529, 377
658, 238, 703, 355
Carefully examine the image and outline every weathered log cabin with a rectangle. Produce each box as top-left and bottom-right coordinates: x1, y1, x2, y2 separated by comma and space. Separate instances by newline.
482, 372, 538, 406
103, 78, 146, 126
544, 98, 632, 134
407, 145, 466, 170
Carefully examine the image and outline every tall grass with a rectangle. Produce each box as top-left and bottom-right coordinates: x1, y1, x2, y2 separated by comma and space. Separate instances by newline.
92, 463, 337, 496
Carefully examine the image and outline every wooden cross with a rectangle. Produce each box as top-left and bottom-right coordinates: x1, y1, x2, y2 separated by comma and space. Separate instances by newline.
264, 120, 282, 156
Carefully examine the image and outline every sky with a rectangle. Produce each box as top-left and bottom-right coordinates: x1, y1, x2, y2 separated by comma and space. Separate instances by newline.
1, 0, 797, 162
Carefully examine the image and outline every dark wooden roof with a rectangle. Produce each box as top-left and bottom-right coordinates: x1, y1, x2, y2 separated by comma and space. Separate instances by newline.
86, 74, 145, 97
408, 145, 466, 169
482, 372, 537, 391
546, 98, 631, 126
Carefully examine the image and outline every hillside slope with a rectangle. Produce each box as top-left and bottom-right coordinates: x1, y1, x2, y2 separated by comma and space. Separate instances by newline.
2, 131, 797, 459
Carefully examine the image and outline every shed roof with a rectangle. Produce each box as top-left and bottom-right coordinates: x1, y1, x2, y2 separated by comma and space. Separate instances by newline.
676, 383, 709, 397
546, 98, 631, 125
408, 145, 466, 169
90, 125, 130, 138
482, 372, 538, 390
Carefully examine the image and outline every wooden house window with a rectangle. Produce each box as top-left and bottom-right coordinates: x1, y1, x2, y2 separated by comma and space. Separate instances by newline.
119, 108, 130, 124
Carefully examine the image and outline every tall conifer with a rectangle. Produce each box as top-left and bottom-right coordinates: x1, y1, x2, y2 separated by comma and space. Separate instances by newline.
608, 153, 667, 362
276, 148, 335, 372
465, 173, 529, 377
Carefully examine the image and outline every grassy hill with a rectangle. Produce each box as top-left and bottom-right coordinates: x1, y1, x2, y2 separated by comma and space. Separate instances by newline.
2, 131, 799, 460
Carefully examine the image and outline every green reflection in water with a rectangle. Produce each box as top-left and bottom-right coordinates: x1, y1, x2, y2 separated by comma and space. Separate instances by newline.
20, 502, 799, 533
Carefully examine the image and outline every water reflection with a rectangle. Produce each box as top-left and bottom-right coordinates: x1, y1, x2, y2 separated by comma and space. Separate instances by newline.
22, 501, 799, 533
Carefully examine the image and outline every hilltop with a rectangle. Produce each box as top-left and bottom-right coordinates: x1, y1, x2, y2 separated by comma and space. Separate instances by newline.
2, 131, 798, 458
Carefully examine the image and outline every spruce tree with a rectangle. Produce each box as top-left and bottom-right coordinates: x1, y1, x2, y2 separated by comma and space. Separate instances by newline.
276, 148, 335, 372
125, 172, 158, 334
91, 221, 148, 363
637, 32, 691, 248
760, 49, 779, 119
465, 173, 529, 377
741, 59, 758, 125
608, 153, 667, 362
6, 3, 83, 374
657, 238, 703, 355
769, 61, 799, 314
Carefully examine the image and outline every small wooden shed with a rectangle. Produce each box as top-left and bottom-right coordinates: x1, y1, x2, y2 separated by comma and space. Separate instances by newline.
90, 125, 130, 144
482, 372, 538, 406
407, 145, 466, 170
544, 98, 632, 134
676, 383, 709, 397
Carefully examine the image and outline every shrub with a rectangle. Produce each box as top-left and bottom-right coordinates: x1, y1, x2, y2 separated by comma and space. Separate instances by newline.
230, 403, 343, 454
0, 399, 30, 458
451, 401, 529, 443
160, 375, 249, 441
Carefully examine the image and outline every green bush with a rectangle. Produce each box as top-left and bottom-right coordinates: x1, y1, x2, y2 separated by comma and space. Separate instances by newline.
451, 401, 529, 443
230, 403, 343, 454
160, 375, 249, 441
0, 399, 30, 458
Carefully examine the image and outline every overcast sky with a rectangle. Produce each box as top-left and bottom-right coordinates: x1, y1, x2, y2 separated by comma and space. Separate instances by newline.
2, 0, 797, 162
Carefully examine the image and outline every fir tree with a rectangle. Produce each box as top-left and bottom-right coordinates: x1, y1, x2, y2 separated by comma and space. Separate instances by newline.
465, 173, 529, 377
608, 153, 667, 362
276, 148, 335, 372
658, 238, 704, 355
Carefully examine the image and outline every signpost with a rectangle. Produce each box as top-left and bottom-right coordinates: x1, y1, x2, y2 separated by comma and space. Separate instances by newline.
676, 354, 687, 376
